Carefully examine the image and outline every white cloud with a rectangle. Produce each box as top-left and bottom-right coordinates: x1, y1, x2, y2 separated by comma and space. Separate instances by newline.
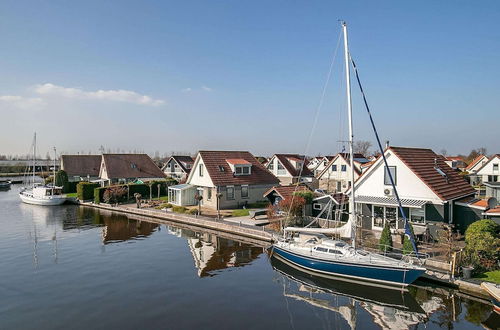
181, 87, 192, 93
201, 86, 212, 92
34, 83, 165, 106
0, 95, 44, 110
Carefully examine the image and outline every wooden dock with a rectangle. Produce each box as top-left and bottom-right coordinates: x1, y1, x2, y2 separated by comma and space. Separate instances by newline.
80, 202, 275, 245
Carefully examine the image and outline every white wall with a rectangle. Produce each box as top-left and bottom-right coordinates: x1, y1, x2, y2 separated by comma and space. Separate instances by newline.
353, 151, 443, 204
266, 156, 292, 178
318, 156, 360, 182
477, 156, 500, 180
187, 155, 214, 187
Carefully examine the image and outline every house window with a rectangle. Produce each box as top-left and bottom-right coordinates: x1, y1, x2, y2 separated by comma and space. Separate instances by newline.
493, 164, 499, 171
199, 164, 204, 177
207, 188, 212, 201
331, 164, 337, 172
373, 206, 384, 229
372, 205, 397, 229
336, 181, 342, 191
241, 185, 248, 198
488, 175, 498, 182
384, 166, 397, 185
226, 186, 234, 200
268, 162, 274, 171
235, 165, 251, 175
341, 165, 346, 172
410, 207, 425, 223
277, 162, 286, 175
313, 203, 322, 210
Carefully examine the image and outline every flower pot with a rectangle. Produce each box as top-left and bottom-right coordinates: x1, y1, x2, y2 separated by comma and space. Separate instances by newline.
462, 266, 473, 279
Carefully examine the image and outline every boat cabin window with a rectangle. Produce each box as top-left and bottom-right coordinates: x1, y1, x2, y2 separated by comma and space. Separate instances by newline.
305, 238, 318, 244
357, 251, 368, 256
315, 247, 328, 253
335, 242, 346, 247
328, 249, 343, 255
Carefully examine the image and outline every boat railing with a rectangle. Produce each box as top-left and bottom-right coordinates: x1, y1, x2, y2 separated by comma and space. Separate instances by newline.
366, 244, 429, 267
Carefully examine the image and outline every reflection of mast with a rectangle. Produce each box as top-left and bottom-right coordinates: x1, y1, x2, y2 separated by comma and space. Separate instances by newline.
32, 223, 39, 269
52, 219, 58, 263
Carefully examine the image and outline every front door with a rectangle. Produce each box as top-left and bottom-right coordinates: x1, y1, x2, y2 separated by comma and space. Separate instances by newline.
197, 188, 204, 206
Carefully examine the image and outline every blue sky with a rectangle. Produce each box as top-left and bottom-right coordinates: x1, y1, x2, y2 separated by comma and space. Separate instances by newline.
0, 1, 498, 157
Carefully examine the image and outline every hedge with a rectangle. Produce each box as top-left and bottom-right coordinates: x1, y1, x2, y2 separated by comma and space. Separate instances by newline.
77, 182, 100, 201
93, 179, 176, 204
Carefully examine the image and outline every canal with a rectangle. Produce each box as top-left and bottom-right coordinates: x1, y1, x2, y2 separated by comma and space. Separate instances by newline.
1, 186, 497, 329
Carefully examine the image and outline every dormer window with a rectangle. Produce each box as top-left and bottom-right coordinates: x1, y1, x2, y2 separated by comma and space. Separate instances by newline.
218, 165, 225, 172
131, 163, 137, 169
226, 159, 252, 176
235, 165, 251, 175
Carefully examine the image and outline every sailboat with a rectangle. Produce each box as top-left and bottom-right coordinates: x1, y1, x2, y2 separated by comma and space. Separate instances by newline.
270, 22, 425, 288
19, 134, 67, 206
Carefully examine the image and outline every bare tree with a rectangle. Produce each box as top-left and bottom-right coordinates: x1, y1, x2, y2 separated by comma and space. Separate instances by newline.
477, 147, 487, 155
354, 141, 372, 156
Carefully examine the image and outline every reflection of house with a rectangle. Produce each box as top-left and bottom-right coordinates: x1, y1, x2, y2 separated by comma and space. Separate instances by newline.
102, 217, 158, 243
60, 155, 102, 182
99, 154, 165, 185
169, 151, 279, 209
186, 232, 262, 277
161, 156, 194, 182
351, 147, 475, 233
316, 153, 369, 193
265, 154, 315, 186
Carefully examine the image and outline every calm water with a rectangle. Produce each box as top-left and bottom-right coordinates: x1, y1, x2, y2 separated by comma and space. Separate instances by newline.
0, 186, 497, 329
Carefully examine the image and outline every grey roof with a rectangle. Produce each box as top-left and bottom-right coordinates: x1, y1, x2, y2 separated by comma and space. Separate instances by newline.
355, 195, 428, 208
168, 183, 194, 190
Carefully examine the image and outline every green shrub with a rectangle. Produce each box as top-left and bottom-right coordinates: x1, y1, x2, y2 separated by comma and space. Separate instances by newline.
77, 182, 100, 200
155, 203, 173, 210
464, 219, 500, 271
54, 170, 73, 193
247, 201, 270, 208
94, 187, 102, 204
403, 223, 417, 255
293, 190, 314, 204
187, 208, 198, 215
379, 223, 393, 253
172, 206, 187, 213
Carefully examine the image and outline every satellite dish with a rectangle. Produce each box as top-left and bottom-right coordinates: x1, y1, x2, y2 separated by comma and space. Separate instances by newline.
487, 197, 498, 209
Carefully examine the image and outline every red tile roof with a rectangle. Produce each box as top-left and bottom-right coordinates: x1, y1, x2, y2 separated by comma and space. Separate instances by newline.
445, 156, 464, 161
226, 159, 251, 165
389, 147, 475, 201
275, 154, 313, 177
465, 155, 487, 171
199, 151, 279, 186
263, 184, 311, 201
485, 207, 500, 214
102, 154, 165, 179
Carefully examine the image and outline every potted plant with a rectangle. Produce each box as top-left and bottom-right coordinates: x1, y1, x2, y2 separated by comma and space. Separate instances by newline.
460, 252, 475, 279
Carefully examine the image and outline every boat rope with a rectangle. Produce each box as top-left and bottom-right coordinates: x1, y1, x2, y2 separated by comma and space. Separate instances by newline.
349, 56, 419, 256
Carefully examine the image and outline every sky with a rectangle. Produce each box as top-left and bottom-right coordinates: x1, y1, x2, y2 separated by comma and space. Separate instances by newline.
0, 0, 499, 158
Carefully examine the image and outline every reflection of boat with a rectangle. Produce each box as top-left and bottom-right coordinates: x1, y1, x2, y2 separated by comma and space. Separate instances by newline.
271, 255, 427, 329
0, 180, 11, 189
19, 137, 66, 206
271, 21, 425, 288
481, 282, 500, 314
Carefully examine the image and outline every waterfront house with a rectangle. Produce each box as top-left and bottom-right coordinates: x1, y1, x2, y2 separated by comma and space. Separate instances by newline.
312, 193, 349, 221
307, 156, 324, 171
311, 156, 336, 176
350, 147, 476, 234
99, 154, 166, 185
265, 154, 315, 186
169, 151, 279, 209
476, 154, 500, 184
465, 154, 489, 185
161, 155, 194, 182
60, 155, 101, 182
444, 156, 467, 171
316, 153, 369, 193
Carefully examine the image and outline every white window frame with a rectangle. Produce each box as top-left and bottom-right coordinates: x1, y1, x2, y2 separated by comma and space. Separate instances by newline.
384, 166, 397, 185
341, 165, 347, 172
199, 164, 204, 177
372, 205, 398, 230
313, 203, 322, 210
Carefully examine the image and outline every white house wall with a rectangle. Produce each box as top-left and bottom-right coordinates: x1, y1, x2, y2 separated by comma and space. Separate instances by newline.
266, 156, 292, 178
187, 155, 214, 187
318, 156, 360, 182
476, 156, 500, 180
354, 151, 443, 205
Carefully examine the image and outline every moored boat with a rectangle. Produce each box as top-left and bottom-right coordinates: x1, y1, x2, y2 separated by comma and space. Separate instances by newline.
0, 180, 11, 189
481, 282, 500, 314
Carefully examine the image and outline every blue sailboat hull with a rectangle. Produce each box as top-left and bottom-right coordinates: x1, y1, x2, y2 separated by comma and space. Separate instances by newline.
271, 245, 425, 287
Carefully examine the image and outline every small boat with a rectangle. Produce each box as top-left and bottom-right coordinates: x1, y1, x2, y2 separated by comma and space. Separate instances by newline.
481, 282, 500, 314
19, 134, 66, 206
270, 21, 426, 288
0, 180, 11, 189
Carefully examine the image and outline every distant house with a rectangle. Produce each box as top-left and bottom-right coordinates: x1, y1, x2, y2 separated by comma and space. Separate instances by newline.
476, 154, 500, 184
161, 156, 194, 182
311, 156, 336, 177
169, 151, 279, 209
307, 156, 324, 171
316, 153, 369, 193
60, 155, 102, 182
99, 154, 166, 185
465, 154, 489, 185
263, 184, 311, 205
455, 196, 500, 230
444, 156, 467, 171
265, 154, 315, 186
351, 147, 476, 233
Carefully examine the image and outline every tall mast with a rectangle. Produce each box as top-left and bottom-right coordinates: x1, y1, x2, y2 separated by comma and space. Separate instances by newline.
342, 22, 356, 249
53, 147, 56, 194
33, 133, 36, 188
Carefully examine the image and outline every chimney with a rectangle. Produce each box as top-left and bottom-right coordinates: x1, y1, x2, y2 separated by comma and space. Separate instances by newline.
385, 141, 390, 149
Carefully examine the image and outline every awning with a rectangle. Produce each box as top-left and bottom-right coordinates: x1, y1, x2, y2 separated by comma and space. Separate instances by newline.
168, 183, 195, 191
355, 195, 428, 208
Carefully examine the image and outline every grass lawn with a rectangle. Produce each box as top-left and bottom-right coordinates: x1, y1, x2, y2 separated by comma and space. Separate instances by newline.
66, 192, 77, 198
474, 270, 500, 284
231, 209, 250, 217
